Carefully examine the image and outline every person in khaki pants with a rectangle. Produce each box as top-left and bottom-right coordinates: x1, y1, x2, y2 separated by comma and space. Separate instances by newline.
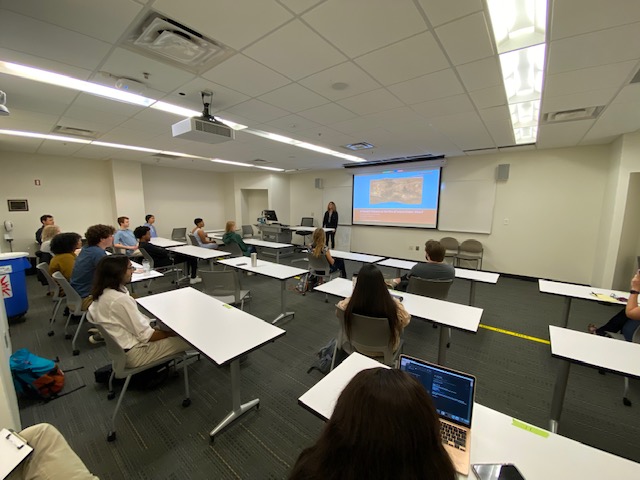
8, 423, 99, 479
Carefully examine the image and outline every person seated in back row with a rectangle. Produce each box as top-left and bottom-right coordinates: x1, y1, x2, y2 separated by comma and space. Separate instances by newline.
113, 216, 140, 257
49, 232, 82, 281
134, 226, 201, 285
309, 227, 347, 278
143, 214, 157, 238
35, 214, 54, 246
222, 220, 256, 256
588, 272, 640, 340
394, 239, 455, 292
191, 218, 218, 249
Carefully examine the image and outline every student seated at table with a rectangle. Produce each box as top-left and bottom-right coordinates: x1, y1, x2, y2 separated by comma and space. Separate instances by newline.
289, 368, 456, 480
588, 272, 640, 341
222, 220, 256, 256
39, 225, 61, 256
134, 226, 201, 285
191, 218, 219, 249
310, 227, 347, 278
113, 216, 140, 257
7, 423, 99, 480
143, 214, 158, 238
49, 232, 82, 281
336, 264, 410, 357
393, 239, 455, 292
89, 255, 190, 368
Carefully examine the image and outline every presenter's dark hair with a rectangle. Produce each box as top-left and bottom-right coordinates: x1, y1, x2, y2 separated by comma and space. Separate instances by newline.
50, 232, 81, 255
85, 224, 116, 247
344, 264, 400, 347
134, 226, 150, 239
145, 214, 154, 222
40, 214, 53, 223
289, 368, 456, 480
194, 218, 203, 225
92, 255, 129, 300
425, 240, 446, 262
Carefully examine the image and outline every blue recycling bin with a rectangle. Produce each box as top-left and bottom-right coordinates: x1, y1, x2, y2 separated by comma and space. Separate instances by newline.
0, 252, 30, 320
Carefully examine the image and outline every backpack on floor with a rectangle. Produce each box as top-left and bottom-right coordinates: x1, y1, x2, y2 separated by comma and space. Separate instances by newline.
10, 348, 65, 399
307, 338, 344, 375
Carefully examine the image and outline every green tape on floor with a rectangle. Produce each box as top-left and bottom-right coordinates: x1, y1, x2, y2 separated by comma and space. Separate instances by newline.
512, 419, 549, 438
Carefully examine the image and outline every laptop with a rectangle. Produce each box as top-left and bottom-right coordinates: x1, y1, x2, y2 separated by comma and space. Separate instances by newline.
398, 354, 476, 475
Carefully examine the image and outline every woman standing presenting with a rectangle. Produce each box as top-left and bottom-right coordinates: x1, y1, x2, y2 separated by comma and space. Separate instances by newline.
322, 201, 338, 249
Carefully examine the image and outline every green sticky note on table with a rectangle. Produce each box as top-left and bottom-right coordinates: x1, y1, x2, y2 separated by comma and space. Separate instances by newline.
512, 419, 549, 438
222, 304, 233, 309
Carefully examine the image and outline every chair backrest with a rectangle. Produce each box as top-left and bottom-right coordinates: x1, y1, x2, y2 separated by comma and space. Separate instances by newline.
307, 251, 330, 274
199, 270, 242, 303
336, 309, 396, 365
222, 240, 243, 257
91, 318, 128, 375
52, 271, 84, 314
241, 225, 253, 238
36, 262, 60, 298
301, 217, 314, 227
458, 239, 483, 255
440, 236, 459, 252
187, 233, 199, 246
632, 325, 640, 344
407, 277, 453, 300
171, 228, 187, 242
113, 247, 127, 255
138, 248, 155, 269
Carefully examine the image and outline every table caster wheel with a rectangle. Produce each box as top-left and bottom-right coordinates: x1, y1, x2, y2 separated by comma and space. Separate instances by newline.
107, 432, 116, 442
47, 331, 54, 337
107, 392, 115, 400
73, 349, 79, 356
182, 398, 191, 408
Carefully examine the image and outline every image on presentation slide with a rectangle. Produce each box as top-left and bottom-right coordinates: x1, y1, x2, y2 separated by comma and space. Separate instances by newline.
353, 169, 441, 228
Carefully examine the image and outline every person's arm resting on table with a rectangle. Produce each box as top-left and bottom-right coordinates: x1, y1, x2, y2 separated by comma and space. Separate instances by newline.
626, 273, 640, 320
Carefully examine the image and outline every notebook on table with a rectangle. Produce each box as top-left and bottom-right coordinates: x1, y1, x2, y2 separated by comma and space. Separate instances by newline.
398, 355, 476, 475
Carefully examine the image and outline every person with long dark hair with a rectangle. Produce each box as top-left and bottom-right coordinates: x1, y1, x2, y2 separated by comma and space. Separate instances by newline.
289, 368, 457, 480
310, 228, 347, 278
322, 201, 338, 249
337, 264, 410, 356
88, 255, 190, 368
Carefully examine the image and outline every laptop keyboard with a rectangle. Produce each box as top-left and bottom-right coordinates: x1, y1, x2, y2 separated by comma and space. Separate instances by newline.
440, 422, 467, 451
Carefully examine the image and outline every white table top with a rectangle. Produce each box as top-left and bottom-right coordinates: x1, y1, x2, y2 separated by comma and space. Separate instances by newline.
244, 238, 294, 249
315, 278, 482, 332
167, 245, 232, 260
377, 258, 499, 283
299, 352, 640, 479
218, 256, 308, 280
128, 260, 163, 283
290, 226, 335, 233
329, 249, 385, 263
549, 326, 640, 377
204, 229, 225, 234
149, 237, 186, 248
539, 279, 628, 304
137, 287, 285, 365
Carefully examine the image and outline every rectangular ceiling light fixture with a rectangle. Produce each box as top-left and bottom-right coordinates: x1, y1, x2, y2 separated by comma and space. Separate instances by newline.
487, 0, 548, 144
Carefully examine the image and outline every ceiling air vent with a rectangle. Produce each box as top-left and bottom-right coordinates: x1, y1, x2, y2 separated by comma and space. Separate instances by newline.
51, 125, 99, 139
542, 106, 603, 124
251, 158, 271, 164
343, 141, 375, 151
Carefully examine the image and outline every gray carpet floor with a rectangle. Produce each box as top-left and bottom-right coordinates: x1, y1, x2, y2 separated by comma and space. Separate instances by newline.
8, 253, 640, 479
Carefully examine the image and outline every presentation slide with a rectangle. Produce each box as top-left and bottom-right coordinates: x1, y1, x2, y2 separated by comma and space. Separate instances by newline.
352, 168, 441, 228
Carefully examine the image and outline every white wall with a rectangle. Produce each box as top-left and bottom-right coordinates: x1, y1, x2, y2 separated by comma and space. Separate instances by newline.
110, 160, 145, 224
0, 152, 115, 253
230, 173, 290, 226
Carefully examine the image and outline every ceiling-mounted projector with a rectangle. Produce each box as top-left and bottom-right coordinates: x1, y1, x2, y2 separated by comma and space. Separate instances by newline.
171, 90, 235, 144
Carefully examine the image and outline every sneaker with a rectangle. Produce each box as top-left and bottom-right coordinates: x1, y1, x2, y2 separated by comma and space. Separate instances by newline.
189, 277, 202, 285
87, 328, 99, 334
88, 333, 104, 344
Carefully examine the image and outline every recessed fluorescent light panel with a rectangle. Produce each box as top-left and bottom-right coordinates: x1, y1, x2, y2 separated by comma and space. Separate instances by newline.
487, 0, 548, 144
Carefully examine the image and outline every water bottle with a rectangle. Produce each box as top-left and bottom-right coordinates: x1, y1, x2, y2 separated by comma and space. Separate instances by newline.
142, 259, 151, 273
251, 252, 258, 267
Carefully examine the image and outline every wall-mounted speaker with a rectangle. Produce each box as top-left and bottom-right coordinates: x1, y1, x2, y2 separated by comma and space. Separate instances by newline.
314, 178, 323, 189
496, 164, 510, 181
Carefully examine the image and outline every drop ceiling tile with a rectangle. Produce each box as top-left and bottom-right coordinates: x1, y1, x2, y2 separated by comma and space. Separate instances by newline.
537, 121, 595, 149
264, 114, 322, 133
298, 103, 358, 125
58, 116, 125, 137
225, 99, 290, 123
0, 108, 60, 133
430, 111, 494, 150
0, 11, 111, 70
259, 83, 329, 112
435, 12, 494, 66
0, 75, 79, 116
388, 69, 464, 105
332, 107, 424, 134
299, 62, 380, 100
411, 94, 475, 118
202, 54, 290, 97
469, 86, 506, 109
479, 106, 514, 146
278, 0, 324, 14
118, 118, 169, 136
63, 105, 130, 131
152, 0, 293, 50
0, 136, 41, 154
337, 88, 404, 116
294, 126, 353, 147
0, 0, 142, 43
478, 106, 510, 124
586, 102, 640, 137
98, 126, 159, 144
303, 0, 427, 57
456, 57, 502, 92
165, 78, 250, 113
612, 84, 640, 105
551, 0, 640, 41
547, 23, 640, 75
354, 32, 450, 86
37, 140, 87, 156
72, 92, 147, 118
416, 0, 483, 27
243, 20, 346, 81
542, 89, 618, 113
544, 61, 637, 98
0, 47, 92, 80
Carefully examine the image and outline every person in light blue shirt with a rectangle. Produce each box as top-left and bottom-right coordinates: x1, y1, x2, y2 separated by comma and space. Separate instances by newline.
143, 214, 158, 238
113, 216, 138, 256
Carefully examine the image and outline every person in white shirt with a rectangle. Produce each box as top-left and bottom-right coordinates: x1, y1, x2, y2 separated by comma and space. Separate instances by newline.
88, 255, 190, 368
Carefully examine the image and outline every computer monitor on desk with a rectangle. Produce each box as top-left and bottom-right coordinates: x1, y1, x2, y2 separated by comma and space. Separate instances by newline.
263, 210, 278, 223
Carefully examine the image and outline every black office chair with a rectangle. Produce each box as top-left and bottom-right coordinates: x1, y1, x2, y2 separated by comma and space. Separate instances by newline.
295, 217, 314, 246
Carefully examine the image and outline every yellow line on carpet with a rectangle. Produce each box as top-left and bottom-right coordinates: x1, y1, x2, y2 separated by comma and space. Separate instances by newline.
479, 323, 551, 345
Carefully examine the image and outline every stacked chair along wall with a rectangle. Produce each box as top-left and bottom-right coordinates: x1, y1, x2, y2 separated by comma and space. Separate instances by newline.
455, 239, 484, 270
331, 309, 404, 371
91, 318, 191, 442
171, 228, 187, 242
198, 270, 251, 311
607, 326, 640, 406
407, 277, 454, 346
440, 237, 459, 265
36, 263, 64, 337
305, 251, 341, 302
51, 272, 87, 356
